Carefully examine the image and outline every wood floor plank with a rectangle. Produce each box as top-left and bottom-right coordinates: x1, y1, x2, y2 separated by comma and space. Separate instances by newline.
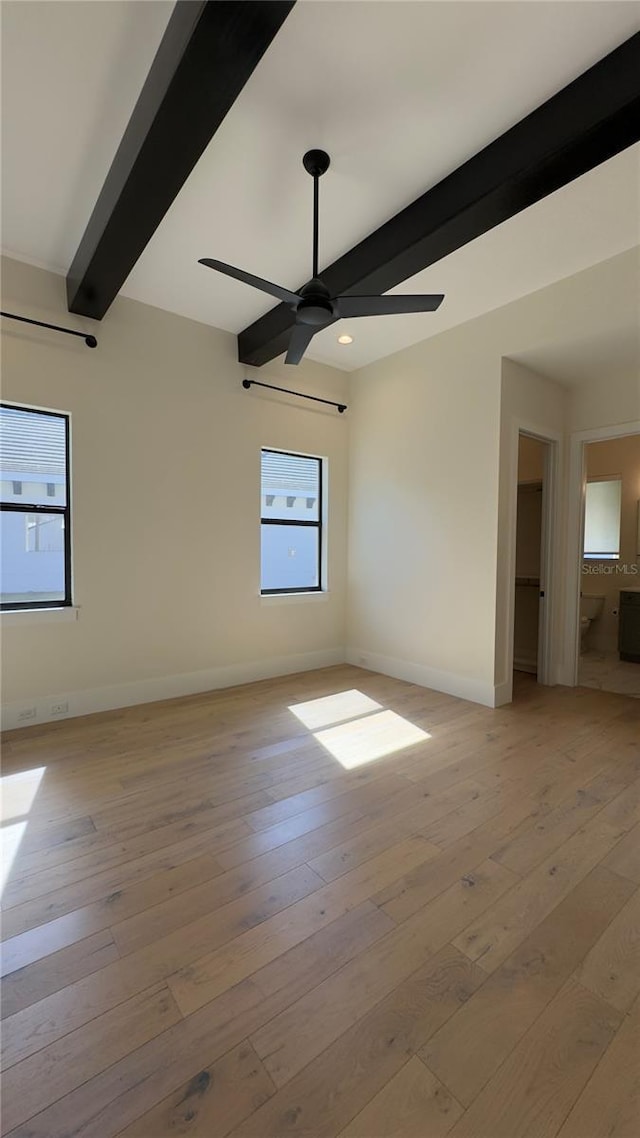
421, 864, 635, 1107
603, 822, 640, 884
1, 852, 223, 942
1, 666, 638, 1138
452, 815, 628, 973
226, 946, 485, 1138
1, 816, 248, 910
576, 886, 640, 1013
556, 997, 640, 1138
250, 858, 516, 1088
168, 834, 440, 1017
444, 978, 622, 1138
110, 843, 325, 957
1, 983, 182, 1132
491, 784, 613, 877
3, 904, 394, 1138
307, 777, 486, 882
1, 864, 321, 1069
372, 798, 534, 924
115, 1041, 276, 1138
337, 1055, 463, 1138
0, 929, 120, 1020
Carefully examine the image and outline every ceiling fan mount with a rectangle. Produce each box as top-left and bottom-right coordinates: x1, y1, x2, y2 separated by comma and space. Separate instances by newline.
199, 150, 444, 365
302, 148, 331, 178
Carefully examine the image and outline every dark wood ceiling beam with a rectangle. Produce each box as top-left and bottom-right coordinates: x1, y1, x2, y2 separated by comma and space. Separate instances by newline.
238, 32, 640, 367
67, 0, 296, 320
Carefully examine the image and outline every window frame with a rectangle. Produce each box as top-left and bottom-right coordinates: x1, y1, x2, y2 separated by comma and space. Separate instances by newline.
1, 403, 72, 611
583, 474, 622, 561
260, 448, 323, 595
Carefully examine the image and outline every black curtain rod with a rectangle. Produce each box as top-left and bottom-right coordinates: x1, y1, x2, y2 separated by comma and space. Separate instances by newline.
242, 378, 346, 413
1, 311, 97, 348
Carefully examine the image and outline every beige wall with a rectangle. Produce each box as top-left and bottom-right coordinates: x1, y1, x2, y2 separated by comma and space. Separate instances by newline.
346, 316, 502, 705
1, 256, 349, 727
582, 434, 640, 652
347, 252, 636, 706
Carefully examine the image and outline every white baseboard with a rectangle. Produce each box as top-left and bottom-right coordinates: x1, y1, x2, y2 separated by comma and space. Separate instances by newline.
346, 647, 497, 707
493, 679, 513, 707
1, 647, 346, 732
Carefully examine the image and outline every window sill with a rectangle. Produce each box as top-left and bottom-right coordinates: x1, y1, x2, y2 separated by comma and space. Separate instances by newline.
1, 606, 80, 627
260, 591, 330, 606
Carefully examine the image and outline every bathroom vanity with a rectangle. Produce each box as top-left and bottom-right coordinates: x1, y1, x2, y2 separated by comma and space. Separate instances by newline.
619, 588, 640, 663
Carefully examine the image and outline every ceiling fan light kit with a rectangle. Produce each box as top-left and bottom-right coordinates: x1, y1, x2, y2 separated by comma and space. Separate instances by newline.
199, 151, 444, 365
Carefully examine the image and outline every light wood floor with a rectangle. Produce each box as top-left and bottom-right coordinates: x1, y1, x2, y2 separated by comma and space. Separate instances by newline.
1, 665, 639, 1138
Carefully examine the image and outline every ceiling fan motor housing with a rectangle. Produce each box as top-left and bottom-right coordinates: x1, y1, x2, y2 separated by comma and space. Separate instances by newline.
296, 277, 334, 326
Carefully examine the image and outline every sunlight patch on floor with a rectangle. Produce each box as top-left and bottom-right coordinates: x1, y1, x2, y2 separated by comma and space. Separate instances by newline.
1, 821, 28, 895
1, 766, 46, 823
1, 766, 46, 899
288, 689, 382, 730
314, 710, 430, 769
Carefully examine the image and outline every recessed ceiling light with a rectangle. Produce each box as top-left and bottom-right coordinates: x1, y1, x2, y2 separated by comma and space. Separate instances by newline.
337, 333, 353, 345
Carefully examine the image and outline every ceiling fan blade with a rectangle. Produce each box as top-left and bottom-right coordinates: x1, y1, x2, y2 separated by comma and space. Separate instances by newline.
285, 324, 315, 365
198, 259, 300, 305
335, 294, 444, 317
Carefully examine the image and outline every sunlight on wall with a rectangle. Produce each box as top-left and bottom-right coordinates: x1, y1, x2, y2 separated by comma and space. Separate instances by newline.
289, 689, 382, 730
1, 766, 46, 823
1, 766, 46, 899
314, 710, 430, 769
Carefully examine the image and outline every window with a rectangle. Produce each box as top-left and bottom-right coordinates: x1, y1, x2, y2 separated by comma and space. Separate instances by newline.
583, 477, 622, 560
261, 449, 322, 593
1, 404, 71, 609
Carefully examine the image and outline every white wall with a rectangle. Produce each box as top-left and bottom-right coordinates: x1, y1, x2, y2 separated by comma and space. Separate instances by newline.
569, 371, 640, 434
0, 256, 349, 728
347, 251, 636, 707
347, 317, 503, 707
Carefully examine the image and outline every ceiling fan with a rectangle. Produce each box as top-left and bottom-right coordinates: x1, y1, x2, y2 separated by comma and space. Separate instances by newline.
199, 151, 444, 365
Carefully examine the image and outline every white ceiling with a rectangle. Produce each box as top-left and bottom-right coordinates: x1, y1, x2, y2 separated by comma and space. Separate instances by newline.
510, 321, 640, 389
2, 0, 639, 372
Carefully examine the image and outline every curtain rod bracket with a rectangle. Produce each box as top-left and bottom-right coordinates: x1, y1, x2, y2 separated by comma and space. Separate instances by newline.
242, 378, 346, 413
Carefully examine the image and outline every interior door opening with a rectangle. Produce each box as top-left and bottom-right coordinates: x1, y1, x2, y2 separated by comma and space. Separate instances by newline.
513, 433, 551, 691
577, 431, 640, 698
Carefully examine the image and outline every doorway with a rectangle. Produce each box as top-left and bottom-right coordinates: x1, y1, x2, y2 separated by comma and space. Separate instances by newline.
575, 431, 640, 697
513, 433, 552, 687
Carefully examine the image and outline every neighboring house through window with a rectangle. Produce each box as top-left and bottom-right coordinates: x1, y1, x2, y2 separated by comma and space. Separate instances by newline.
260, 449, 323, 593
0, 404, 71, 609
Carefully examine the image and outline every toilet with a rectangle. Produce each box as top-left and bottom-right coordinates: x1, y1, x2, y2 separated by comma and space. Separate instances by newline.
580, 594, 605, 650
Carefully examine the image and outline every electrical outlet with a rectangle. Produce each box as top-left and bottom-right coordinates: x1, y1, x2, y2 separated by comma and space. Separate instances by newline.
17, 706, 36, 722
50, 701, 69, 716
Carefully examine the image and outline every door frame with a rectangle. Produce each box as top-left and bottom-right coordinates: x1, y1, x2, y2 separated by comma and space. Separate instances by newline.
501, 419, 561, 701
564, 419, 640, 686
